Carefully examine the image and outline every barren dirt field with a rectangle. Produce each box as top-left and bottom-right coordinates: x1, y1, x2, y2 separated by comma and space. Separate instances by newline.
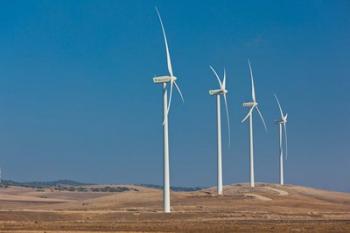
1, 183, 350, 232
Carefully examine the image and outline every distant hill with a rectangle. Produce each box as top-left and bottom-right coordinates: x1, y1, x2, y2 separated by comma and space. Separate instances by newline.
0, 179, 91, 188
0, 180, 204, 192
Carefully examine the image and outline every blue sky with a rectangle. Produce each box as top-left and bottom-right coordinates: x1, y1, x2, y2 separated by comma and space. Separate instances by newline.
0, 0, 349, 192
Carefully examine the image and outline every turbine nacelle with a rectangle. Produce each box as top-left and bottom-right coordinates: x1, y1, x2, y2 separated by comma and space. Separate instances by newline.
276, 119, 287, 124
276, 114, 288, 124
209, 88, 228, 96
153, 75, 177, 84
242, 102, 257, 108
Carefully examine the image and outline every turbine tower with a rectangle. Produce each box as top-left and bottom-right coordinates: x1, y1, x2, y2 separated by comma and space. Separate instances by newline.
241, 60, 267, 188
153, 8, 184, 213
209, 66, 230, 195
274, 94, 288, 185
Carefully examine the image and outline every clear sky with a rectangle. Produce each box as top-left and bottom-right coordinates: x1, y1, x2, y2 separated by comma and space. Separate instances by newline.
0, 0, 349, 192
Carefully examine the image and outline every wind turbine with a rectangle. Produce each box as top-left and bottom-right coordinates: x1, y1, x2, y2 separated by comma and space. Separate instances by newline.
209, 66, 230, 195
274, 94, 288, 185
241, 60, 267, 188
152, 7, 184, 213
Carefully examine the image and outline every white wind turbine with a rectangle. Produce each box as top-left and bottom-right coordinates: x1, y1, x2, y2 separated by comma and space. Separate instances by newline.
274, 94, 288, 185
153, 7, 184, 213
209, 66, 230, 195
241, 60, 267, 188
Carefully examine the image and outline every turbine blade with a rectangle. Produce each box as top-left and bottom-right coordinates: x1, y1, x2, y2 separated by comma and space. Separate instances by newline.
248, 59, 256, 102
274, 94, 284, 118
241, 106, 254, 123
209, 65, 222, 88
174, 81, 184, 102
284, 123, 288, 160
255, 106, 267, 131
155, 7, 174, 77
223, 93, 231, 147
223, 68, 226, 89
166, 80, 174, 116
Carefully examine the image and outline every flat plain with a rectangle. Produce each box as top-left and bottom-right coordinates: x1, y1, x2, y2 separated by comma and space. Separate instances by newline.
1, 183, 350, 232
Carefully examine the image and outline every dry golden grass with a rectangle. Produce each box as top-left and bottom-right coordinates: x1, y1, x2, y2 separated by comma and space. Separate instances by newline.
0, 183, 350, 232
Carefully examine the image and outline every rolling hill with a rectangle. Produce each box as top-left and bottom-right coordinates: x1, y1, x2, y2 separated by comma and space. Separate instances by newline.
0, 183, 349, 232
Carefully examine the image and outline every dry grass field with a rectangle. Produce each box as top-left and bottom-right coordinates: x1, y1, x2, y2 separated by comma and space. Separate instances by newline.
1, 183, 350, 232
